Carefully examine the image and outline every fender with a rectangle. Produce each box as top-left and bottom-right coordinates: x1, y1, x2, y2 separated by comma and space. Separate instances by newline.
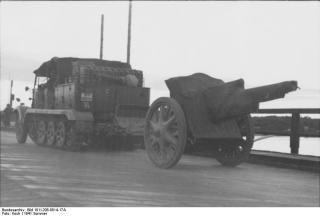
24, 108, 94, 122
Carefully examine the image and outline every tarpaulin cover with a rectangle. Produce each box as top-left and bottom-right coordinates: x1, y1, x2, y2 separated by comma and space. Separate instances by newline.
204, 80, 298, 121
203, 79, 256, 121
165, 73, 298, 139
165, 73, 242, 139
33, 57, 131, 77
73, 60, 143, 87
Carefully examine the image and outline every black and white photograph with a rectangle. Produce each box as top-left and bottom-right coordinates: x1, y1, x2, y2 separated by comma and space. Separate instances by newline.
0, 0, 319, 211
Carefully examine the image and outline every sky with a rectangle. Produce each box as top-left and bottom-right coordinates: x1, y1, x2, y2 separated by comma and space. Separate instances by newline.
1, 1, 320, 110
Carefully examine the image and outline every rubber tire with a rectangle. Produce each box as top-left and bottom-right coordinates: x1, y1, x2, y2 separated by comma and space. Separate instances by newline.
27, 118, 38, 144
144, 97, 187, 169
15, 114, 27, 144
215, 115, 254, 167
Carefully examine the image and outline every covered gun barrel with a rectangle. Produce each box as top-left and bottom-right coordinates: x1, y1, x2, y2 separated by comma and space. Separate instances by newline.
204, 80, 298, 121
244, 81, 298, 103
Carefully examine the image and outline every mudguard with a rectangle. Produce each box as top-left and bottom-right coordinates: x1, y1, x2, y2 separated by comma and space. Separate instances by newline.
24, 109, 94, 121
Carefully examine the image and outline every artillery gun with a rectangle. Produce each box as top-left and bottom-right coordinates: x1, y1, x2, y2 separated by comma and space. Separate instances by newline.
14, 57, 150, 150
144, 73, 298, 168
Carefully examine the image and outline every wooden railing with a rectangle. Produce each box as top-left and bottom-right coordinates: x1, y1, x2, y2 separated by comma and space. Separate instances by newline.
254, 108, 320, 154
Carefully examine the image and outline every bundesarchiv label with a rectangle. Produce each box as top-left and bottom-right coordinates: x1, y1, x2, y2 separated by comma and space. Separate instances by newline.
1, 208, 67, 216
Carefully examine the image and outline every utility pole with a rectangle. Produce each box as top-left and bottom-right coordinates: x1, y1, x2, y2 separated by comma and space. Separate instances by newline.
100, 14, 104, 59
9, 80, 13, 107
126, 0, 132, 64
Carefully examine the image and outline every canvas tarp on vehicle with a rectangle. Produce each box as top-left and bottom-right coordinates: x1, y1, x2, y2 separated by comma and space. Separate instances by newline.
33, 57, 132, 77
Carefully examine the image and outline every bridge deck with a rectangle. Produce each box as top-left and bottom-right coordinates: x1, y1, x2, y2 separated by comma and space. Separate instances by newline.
1, 131, 319, 207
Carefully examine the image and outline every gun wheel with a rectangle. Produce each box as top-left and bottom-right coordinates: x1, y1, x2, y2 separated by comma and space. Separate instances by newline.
216, 115, 254, 167
144, 97, 187, 169
46, 121, 56, 146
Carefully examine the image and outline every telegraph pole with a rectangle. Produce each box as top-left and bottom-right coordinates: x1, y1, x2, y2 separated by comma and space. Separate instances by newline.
126, 0, 132, 64
100, 14, 104, 59
9, 80, 13, 107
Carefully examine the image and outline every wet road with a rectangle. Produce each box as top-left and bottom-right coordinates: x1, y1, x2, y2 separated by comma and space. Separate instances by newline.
1, 131, 319, 207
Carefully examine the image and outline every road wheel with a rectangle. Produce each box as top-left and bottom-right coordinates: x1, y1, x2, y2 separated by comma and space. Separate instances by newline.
46, 121, 56, 146
216, 115, 254, 167
35, 120, 47, 146
55, 121, 66, 148
15, 114, 27, 144
65, 123, 81, 151
28, 118, 38, 144
144, 97, 187, 169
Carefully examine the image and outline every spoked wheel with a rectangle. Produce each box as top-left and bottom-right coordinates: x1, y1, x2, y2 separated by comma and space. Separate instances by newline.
15, 114, 27, 144
55, 121, 66, 148
144, 97, 187, 169
35, 120, 47, 146
46, 121, 56, 146
216, 115, 254, 167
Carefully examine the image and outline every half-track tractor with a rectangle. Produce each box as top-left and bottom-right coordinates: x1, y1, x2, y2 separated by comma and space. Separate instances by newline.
14, 57, 150, 151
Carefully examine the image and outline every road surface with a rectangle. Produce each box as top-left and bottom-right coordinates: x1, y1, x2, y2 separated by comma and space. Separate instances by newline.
1, 131, 319, 207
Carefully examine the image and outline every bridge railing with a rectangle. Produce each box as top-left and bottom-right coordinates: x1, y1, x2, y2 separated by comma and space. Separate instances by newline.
253, 108, 320, 154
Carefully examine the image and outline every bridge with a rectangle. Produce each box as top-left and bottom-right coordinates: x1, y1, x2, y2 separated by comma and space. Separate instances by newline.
1, 130, 319, 207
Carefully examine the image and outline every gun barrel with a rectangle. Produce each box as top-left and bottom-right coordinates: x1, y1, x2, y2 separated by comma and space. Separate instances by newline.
244, 81, 298, 103
204, 80, 298, 121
